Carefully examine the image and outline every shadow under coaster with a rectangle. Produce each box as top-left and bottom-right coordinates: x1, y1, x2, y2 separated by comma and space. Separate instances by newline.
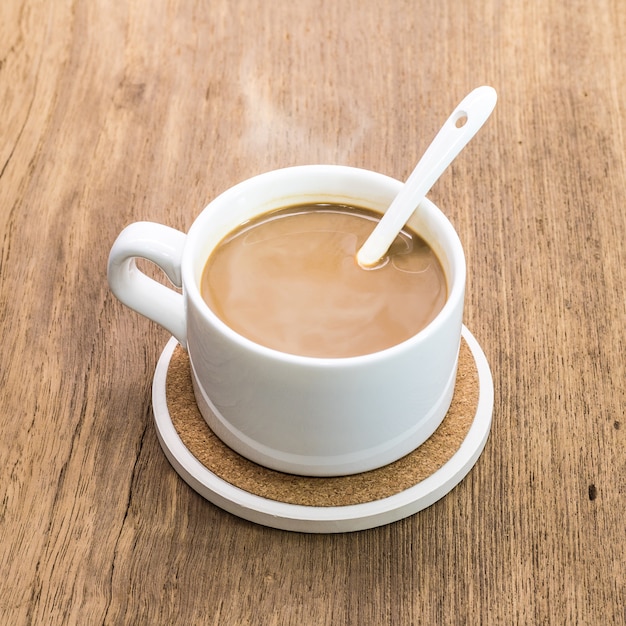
152, 326, 493, 533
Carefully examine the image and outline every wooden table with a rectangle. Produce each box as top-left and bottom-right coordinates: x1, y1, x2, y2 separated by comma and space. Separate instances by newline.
1, 1, 624, 623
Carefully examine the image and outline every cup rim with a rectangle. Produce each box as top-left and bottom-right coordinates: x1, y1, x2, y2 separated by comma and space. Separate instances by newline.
181, 164, 466, 366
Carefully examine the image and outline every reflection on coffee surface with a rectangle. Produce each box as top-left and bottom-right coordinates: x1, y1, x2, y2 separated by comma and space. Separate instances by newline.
200, 203, 447, 358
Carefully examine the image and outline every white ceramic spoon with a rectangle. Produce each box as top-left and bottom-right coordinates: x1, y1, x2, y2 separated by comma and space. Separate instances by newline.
356, 86, 497, 267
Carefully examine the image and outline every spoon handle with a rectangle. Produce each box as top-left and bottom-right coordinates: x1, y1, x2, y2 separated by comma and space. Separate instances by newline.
357, 86, 497, 267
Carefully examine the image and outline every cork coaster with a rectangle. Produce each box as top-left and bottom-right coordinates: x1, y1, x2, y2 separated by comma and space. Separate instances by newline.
152, 327, 493, 531
164, 338, 477, 507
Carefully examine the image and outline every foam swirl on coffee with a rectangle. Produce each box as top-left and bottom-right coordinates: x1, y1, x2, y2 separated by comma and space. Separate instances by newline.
201, 203, 447, 358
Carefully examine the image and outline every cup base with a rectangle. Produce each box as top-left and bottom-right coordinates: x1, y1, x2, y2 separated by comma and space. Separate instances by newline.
189, 350, 459, 477
151, 326, 493, 533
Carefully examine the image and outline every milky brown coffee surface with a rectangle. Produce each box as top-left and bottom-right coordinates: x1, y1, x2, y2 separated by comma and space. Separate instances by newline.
200, 204, 447, 358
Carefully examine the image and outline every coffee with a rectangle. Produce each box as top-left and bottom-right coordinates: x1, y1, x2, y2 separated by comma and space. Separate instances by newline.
200, 203, 447, 358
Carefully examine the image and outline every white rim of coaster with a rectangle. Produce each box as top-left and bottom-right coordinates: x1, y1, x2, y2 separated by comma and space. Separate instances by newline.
152, 326, 494, 533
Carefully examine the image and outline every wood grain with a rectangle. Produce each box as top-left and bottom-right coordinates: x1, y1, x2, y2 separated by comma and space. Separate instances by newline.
1, 0, 624, 624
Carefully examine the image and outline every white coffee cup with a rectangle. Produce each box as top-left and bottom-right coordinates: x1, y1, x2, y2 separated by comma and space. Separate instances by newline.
108, 165, 466, 476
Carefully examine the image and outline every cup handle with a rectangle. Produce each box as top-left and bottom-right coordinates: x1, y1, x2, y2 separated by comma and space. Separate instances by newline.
107, 222, 188, 346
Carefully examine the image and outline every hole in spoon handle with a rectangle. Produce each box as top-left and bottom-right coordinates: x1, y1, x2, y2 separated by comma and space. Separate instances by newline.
454, 112, 468, 128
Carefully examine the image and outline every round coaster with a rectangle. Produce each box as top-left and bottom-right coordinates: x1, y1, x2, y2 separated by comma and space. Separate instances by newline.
152, 326, 493, 533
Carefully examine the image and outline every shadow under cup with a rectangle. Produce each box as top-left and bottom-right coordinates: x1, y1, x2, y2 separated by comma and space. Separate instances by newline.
181, 165, 466, 477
